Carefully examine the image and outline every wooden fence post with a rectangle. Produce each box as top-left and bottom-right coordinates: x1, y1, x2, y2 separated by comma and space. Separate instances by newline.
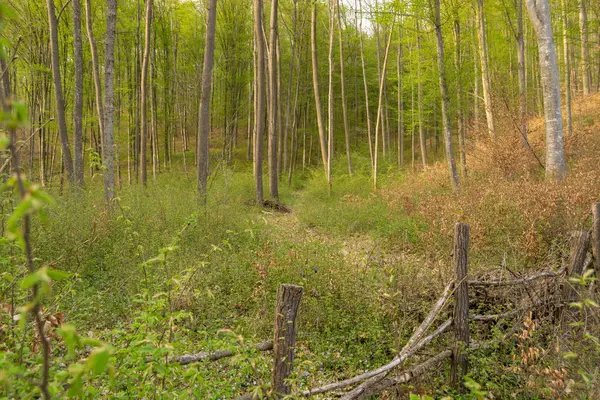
451, 222, 470, 388
592, 204, 600, 282
563, 230, 591, 302
272, 284, 303, 397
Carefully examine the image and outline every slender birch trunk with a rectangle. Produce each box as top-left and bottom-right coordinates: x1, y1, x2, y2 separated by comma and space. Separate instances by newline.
579, 0, 590, 95
336, 0, 353, 175
516, 0, 528, 144
416, 20, 427, 168
72, 0, 84, 186
453, 18, 467, 177
311, 3, 329, 172
46, 0, 74, 183
140, 0, 153, 186
254, 0, 266, 204
197, 0, 217, 199
268, 0, 279, 201
103, 0, 117, 201
476, 0, 495, 137
525, 0, 568, 182
374, 22, 395, 189
357, 0, 373, 171
562, 0, 573, 135
397, 27, 404, 168
434, 0, 459, 189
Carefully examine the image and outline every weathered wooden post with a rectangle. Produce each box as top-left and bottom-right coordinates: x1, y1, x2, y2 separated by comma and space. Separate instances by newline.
272, 284, 303, 397
451, 222, 470, 388
591, 203, 600, 282
563, 230, 591, 302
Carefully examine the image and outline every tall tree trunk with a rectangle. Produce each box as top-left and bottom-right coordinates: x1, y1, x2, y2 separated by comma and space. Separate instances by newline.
140, 0, 153, 186
197, 0, 217, 199
247, 82, 253, 161
562, 0, 573, 135
254, 0, 266, 204
434, 0, 459, 189
311, 3, 329, 171
579, 0, 590, 95
282, 0, 297, 175
472, 20, 480, 128
453, 18, 467, 177
525, 0, 567, 182
103, 0, 117, 201
411, 66, 415, 170
46, 0, 74, 183
374, 23, 395, 189
268, 0, 279, 201
357, 0, 373, 171
416, 20, 427, 168
84, 0, 105, 161
72, 0, 84, 186
397, 27, 404, 168
326, 0, 335, 189
516, 0, 528, 143
476, 0, 495, 137
336, 0, 353, 175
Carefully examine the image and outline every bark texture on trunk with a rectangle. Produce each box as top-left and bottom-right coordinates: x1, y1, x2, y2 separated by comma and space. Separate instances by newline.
72, 0, 84, 186
476, 0, 495, 137
434, 0, 459, 189
311, 3, 329, 171
336, 0, 353, 175
197, 0, 217, 199
254, 0, 266, 204
103, 0, 117, 201
268, 0, 279, 201
140, 0, 153, 186
46, 0, 74, 182
579, 0, 590, 95
526, 0, 567, 182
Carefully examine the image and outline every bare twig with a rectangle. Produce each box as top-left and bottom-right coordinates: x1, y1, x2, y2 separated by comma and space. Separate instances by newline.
175, 341, 273, 365
403, 280, 454, 350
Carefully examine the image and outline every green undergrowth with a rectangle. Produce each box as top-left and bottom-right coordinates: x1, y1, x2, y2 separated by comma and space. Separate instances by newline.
2, 149, 600, 397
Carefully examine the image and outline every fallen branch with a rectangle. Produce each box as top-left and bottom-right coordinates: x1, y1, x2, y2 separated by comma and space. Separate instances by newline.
468, 269, 563, 287
301, 318, 452, 396
403, 280, 454, 351
175, 341, 273, 365
340, 349, 453, 400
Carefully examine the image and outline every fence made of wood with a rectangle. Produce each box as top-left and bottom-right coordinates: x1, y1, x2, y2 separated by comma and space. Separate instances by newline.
176, 202, 600, 399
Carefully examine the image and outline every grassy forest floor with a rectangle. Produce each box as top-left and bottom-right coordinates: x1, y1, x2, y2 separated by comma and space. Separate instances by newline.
2, 95, 600, 398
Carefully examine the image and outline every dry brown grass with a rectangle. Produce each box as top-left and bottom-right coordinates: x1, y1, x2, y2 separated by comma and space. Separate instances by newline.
382, 93, 600, 269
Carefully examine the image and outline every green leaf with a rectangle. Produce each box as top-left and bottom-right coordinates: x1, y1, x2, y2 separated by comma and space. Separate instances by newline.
66, 373, 83, 397
87, 346, 111, 374
81, 337, 103, 347
583, 299, 599, 308
20, 271, 42, 289
7, 197, 32, 236
46, 268, 71, 281
57, 323, 78, 358
0, 136, 9, 149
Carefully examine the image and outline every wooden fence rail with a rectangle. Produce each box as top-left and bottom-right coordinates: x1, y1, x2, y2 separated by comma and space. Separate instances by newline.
182, 202, 600, 399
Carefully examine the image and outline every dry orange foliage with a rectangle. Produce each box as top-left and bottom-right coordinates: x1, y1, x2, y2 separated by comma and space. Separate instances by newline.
382, 94, 600, 267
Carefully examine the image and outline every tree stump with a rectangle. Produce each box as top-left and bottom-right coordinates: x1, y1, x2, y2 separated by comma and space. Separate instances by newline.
272, 284, 303, 396
451, 222, 470, 388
